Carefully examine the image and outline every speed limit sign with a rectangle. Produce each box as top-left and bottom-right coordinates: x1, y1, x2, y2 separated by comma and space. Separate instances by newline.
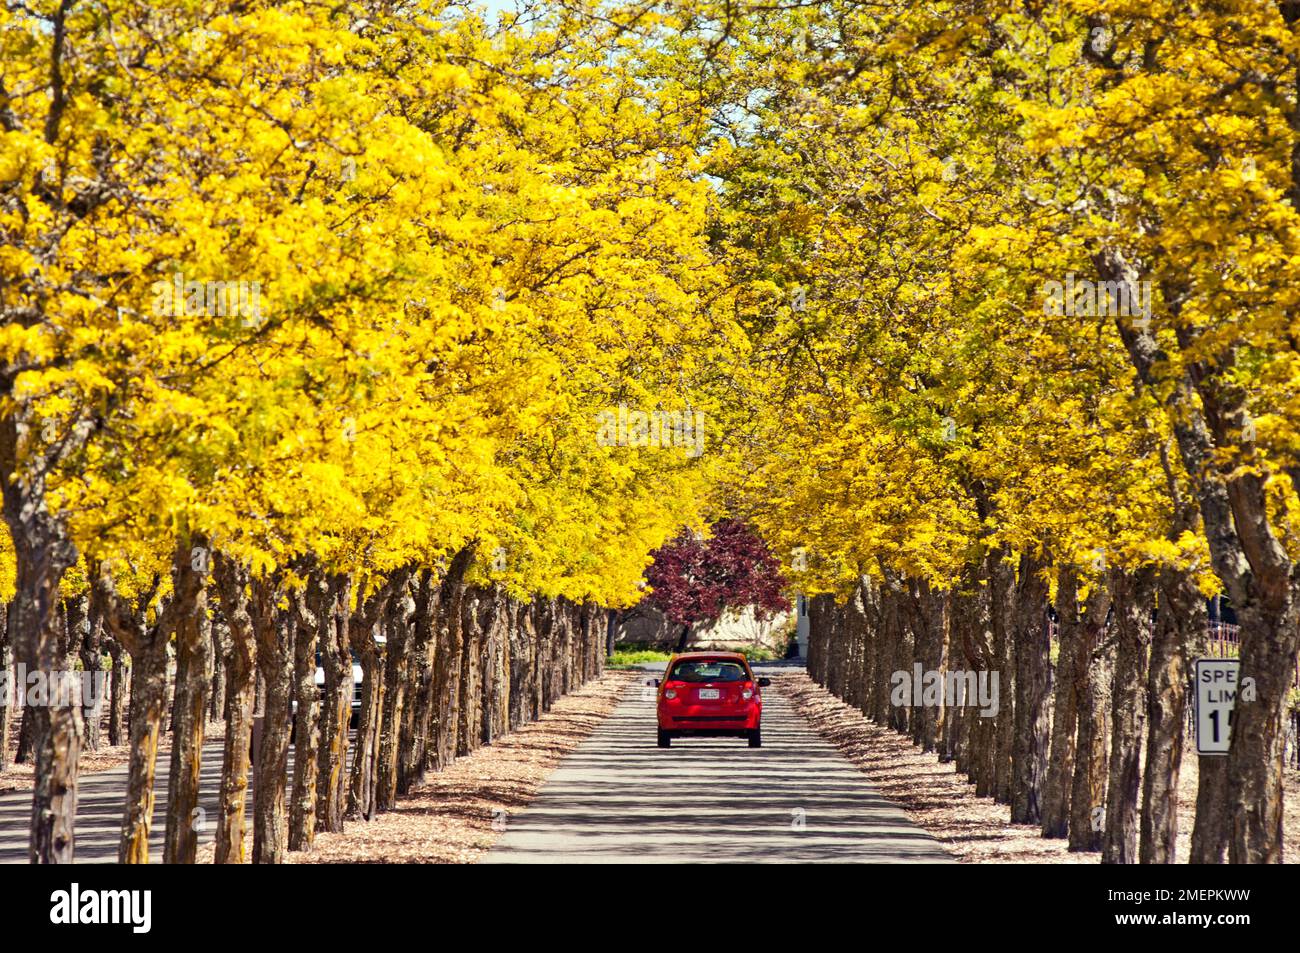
1194, 658, 1239, 755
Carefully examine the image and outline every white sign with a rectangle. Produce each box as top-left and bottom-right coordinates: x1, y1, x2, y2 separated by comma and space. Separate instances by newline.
1195, 658, 1239, 755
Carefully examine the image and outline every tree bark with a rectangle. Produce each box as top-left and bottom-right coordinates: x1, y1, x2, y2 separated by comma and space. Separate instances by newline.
376, 574, 414, 812
1103, 567, 1155, 863
75, 594, 106, 752
209, 620, 229, 726
315, 572, 352, 833
1068, 580, 1113, 852
1140, 566, 1200, 863
1042, 566, 1081, 839
252, 578, 292, 863
0, 603, 10, 773
674, 621, 692, 653
908, 579, 945, 753
96, 568, 170, 865
457, 587, 484, 757
289, 574, 326, 851
346, 573, 402, 820
163, 543, 212, 864
988, 548, 1017, 806
0, 411, 86, 863
212, 553, 257, 864
399, 568, 436, 794
1011, 553, 1051, 825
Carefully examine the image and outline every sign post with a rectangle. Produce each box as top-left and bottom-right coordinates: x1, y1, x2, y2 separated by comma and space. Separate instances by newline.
1194, 658, 1239, 755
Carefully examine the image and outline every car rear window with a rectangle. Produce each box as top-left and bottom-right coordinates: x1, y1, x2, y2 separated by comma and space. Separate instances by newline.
667, 660, 750, 683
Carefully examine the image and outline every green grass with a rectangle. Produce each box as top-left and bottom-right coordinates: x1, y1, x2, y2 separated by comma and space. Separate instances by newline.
606, 643, 780, 668
606, 648, 673, 669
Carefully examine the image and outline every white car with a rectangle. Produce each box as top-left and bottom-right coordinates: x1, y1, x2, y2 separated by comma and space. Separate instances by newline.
314, 658, 365, 721
291, 657, 364, 727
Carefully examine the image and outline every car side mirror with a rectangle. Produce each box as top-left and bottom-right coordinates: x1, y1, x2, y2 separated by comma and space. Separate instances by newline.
645, 678, 660, 687
757, 677, 771, 687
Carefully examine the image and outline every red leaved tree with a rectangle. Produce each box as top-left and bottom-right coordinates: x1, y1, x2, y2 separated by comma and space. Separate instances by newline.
643, 518, 791, 652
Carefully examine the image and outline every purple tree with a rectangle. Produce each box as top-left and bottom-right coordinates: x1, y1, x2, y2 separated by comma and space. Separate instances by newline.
643, 518, 791, 652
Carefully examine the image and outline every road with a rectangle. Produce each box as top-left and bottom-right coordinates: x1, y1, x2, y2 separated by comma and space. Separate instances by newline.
485, 667, 954, 863
2, 668, 953, 864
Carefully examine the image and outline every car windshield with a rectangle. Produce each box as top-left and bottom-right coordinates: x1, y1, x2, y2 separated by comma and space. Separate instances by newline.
668, 660, 749, 683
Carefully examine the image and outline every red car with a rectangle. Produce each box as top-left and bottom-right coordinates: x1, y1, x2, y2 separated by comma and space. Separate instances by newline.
649, 652, 770, 748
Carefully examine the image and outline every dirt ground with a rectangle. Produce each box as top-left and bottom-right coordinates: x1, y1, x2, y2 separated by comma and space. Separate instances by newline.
776, 670, 1300, 863
196, 670, 635, 864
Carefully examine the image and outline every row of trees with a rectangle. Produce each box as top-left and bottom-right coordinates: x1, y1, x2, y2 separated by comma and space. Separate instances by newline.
0, 0, 741, 862
626, 0, 1300, 863
803, 566, 1264, 863
3, 556, 607, 863
6, 0, 1300, 866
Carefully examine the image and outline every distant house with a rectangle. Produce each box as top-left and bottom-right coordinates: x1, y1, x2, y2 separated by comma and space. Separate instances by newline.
613, 601, 792, 652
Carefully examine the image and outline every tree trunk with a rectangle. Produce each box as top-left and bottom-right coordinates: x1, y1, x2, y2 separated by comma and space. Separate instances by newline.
289, 575, 326, 851
376, 576, 414, 812
95, 568, 170, 865
511, 601, 537, 728
0, 414, 83, 863
0, 603, 10, 773
15, 707, 34, 763
1042, 566, 1081, 839
346, 573, 401, 820
457, 588, 484, 757
163, 543, 212, 864
347, 635, 383, 821
1140, 566, 1200, 863
253, 581, 293, 863
859, 578, 883, 723
988, 548, 1017, 805
826, 597, 847, 702
1191, 756, 1231, 863
1103, 567, 1154, 864
209, 621, 230, 725
212, 553, 257, 864
117, 636, 167, 864
909, 580, 945, 753
106, 638, 127, 747
1068, 580, 1113, 852
431, 602, 462, 772
315, 573, 352, 833
76, 595, 106, 752
481, 589, 509, 745
399, 568, 437, 794
674, 621, 692, 653
887, 583, 911, 733
1011, 553, 1051, 825
1225, 595, 1300, 863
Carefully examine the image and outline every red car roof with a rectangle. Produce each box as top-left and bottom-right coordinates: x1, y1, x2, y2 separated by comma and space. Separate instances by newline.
669, 651, 747, 661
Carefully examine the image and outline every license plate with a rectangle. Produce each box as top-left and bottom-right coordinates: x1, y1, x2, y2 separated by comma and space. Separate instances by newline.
698, 688, 720, 700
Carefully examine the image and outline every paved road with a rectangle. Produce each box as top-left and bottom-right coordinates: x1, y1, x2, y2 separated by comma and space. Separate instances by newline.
486, 670, 954, 863
0, 740, 230, 864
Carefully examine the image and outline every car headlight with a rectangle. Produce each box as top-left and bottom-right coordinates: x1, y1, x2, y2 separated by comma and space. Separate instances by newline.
742, 689, 754, 700
664, 689, 677, 700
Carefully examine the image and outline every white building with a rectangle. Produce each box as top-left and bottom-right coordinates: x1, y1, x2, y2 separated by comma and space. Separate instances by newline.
795, 594, 809, 658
